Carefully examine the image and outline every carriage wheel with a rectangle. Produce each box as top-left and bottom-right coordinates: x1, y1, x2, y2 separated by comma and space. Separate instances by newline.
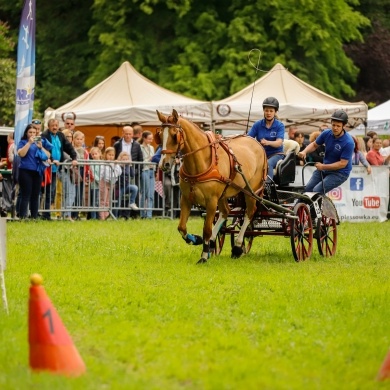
316, 215, 337, 257
213, 221, 226, 256
230, 219, 254, 255
290, 203, 313, 262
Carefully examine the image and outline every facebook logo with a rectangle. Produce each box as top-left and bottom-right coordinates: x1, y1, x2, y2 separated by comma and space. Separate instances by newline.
350, 178, 364, 191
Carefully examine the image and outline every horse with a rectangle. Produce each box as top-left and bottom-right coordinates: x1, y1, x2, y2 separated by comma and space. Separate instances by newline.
156, 109, 267, 264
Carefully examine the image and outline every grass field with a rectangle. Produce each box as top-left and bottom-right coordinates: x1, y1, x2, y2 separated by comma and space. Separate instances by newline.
1, 218, 390, 389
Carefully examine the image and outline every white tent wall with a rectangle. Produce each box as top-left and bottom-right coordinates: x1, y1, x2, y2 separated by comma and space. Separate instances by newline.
212, 63, 367, 134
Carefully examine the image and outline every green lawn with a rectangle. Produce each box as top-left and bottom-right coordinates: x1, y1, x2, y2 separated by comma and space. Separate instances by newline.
1, 218, 389, 389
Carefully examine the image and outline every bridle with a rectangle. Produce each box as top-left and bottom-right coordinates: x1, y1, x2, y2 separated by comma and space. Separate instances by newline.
156, 121, 184, 158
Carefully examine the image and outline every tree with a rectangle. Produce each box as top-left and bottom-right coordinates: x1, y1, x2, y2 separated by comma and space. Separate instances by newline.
344, 0, 390, 105
88, 0, 369, 101
0, 21, 16, 126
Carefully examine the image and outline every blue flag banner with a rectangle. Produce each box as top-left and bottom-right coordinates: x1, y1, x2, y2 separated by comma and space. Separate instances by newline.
14, 0, 36, 146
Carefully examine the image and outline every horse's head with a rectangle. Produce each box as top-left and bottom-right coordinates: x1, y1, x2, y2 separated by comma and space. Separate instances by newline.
156, 109, 182, 171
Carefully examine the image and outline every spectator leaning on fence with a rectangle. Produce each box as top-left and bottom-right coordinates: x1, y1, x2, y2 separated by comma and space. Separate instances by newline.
298, 110, 354, 194
41, 119, 78, 220
351, 136, 372, 174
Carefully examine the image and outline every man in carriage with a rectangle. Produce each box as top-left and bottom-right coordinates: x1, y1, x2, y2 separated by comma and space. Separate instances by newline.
298, 110, 354, 194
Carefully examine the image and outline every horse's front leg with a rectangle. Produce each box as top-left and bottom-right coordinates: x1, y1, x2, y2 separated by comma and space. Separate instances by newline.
178, 194, 203, 246
198, 200, 218, 264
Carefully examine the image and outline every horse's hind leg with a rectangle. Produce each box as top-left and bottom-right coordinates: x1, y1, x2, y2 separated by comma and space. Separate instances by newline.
178, 195, 203, 246
231, 196, 256, 258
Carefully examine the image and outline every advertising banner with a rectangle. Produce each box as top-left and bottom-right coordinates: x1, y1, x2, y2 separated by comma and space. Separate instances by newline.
295, 166, 389, 222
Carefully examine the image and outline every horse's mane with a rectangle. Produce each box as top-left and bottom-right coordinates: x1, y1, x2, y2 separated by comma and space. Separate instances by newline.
177, 115, 205, 133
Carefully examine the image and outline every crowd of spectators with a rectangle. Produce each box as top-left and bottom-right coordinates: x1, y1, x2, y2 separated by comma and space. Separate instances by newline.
4, 115, 183, 221
1, 112, 389, 221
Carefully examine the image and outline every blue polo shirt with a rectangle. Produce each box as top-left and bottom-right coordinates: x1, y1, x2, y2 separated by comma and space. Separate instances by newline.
315, 129, 354, 176
247, 118, 285, 157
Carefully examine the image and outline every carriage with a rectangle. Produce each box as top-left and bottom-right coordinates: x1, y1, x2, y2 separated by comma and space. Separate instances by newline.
210, 153, 339, 262
156, 109, 339, 264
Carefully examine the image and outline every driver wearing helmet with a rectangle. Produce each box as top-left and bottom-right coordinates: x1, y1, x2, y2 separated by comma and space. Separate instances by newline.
247, 97, 285, 180
298, 109, 354, 194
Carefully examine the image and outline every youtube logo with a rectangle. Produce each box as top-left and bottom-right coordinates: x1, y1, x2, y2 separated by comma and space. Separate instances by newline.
363, 197, 380, 208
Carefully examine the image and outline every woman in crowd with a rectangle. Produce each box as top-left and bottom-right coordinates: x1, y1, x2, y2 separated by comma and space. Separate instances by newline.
356, 137, 367, 156
139, 131, 155, 219
366, 138, 390, 166
363, 136, 373, 155
351, 136, 371, 174
17, 124, 52, 219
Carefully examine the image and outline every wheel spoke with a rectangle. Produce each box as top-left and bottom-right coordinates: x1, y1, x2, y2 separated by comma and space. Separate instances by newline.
291, 203, 313, 262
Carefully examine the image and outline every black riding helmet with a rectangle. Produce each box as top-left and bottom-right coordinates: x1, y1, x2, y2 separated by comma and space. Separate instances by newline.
330, 109, 348, 124
262, 97, 279, 111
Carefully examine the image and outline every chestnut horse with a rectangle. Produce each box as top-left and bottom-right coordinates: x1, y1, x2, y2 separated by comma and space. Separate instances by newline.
156, 109, 267, 263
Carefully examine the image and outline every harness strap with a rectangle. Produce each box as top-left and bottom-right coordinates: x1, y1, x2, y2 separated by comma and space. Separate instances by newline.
179, 132, 237, 185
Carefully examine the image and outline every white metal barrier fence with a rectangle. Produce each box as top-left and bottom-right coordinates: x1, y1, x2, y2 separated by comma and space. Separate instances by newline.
32, 160, 181, 220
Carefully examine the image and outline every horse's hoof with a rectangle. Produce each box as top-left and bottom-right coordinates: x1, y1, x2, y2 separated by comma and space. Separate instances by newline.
197, 258, 208, 264
209, 240, 216, 252
184, 234, 203, 245
231, 246, 243, 259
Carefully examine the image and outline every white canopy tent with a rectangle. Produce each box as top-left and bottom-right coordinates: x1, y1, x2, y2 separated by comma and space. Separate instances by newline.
45, 61, 212, 126
212, 63, 367, 133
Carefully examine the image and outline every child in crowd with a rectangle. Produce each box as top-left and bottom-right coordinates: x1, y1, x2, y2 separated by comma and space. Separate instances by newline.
92, 135, 106, 156
71, 131, 91, 220
139, 131, 155, 219
88, 147, 102, 220
114, 151, 139, 219
99, 147, 122, 220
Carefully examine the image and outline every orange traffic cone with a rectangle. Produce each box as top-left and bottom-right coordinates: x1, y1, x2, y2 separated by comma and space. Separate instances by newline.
378, 349, 390, 381
28, 273, 86, 376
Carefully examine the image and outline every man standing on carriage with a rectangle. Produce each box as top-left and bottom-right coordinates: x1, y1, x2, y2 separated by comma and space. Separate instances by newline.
247, 97, 285, 180
298, 110, 354, 194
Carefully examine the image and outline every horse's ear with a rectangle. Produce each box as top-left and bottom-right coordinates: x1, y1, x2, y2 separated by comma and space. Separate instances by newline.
172, 109, 179, 122
156, 110, 166, 123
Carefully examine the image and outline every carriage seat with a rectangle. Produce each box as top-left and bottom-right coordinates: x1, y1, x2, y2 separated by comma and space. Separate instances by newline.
273, 151, 297, 187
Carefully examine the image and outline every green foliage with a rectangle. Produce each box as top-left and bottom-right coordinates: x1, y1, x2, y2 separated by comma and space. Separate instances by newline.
0, 0, 383, 114
1, 219, 390, 388
87, 0, 370, 102
35, 0, 94, 110
0, 22, 15, 126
